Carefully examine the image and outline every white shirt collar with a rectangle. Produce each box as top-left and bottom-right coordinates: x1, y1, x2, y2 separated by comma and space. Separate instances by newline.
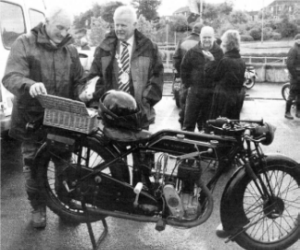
126, 35, 134, 47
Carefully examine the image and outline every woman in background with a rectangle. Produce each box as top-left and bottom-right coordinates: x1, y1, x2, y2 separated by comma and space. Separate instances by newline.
209, 30, 246, 120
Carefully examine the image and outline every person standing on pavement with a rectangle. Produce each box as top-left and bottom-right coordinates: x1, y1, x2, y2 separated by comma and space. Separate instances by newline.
285, 33, 300, 119
173, 22, 203, 128
209, 29, 246, 120
80, 5, 164, 182
181, 26, 223, 132
2, 5, 85, 229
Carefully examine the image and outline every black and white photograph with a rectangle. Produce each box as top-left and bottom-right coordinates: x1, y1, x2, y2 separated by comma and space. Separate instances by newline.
1, 0, 300, 249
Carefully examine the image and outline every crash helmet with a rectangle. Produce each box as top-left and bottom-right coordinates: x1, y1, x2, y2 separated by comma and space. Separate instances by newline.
99, 90, 142, 130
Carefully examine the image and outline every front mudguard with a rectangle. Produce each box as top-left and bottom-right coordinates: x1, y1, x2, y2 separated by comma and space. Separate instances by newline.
220, 153, 300, 233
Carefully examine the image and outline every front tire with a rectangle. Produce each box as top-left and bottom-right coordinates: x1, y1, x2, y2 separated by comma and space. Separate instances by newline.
234, 160, 300, 250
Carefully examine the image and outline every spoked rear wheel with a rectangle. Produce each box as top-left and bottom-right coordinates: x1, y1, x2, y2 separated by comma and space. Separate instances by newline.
36, 135, 116, 223
234, 161, 300, 250
281, 83, 290, 101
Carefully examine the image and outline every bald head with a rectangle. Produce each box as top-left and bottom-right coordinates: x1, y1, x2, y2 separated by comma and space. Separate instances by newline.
200, 26, 215, 50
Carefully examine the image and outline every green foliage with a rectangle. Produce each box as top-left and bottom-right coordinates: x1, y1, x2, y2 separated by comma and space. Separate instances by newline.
73, 10, 93, 29
100, 1, 124, 23
169, 15, 189, 33
137, 15, 152, 39
249, 28, 261, 41
240, 35, 254, 41
276, 18, 298, 38
89, 17, 109, 46
230, 10, 250, 24
131, 0, 162, 21
272, 32, 282, 40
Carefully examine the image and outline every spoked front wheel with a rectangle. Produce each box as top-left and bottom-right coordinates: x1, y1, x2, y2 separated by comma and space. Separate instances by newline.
234, 160, 300, 250
281, 83, 290, 101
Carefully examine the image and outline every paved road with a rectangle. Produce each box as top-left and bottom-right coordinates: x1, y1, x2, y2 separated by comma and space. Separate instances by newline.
1, 84, 300, 250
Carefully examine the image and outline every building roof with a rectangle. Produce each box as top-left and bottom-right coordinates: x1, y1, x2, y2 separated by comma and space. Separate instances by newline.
173, 6, 190, 15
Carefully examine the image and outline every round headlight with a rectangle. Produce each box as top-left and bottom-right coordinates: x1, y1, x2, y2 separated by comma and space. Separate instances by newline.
252, 122, 276, 145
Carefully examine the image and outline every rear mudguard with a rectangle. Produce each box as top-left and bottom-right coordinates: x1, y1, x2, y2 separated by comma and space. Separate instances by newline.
220, 153, 300, 233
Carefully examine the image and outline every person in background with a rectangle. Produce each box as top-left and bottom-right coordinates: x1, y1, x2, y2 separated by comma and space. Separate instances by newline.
2, 5, 85, 228
80, 5, 164, 182
285, 33, 300, 119
209, 29, 246, 120
181, 26, 223, 132
173, 22, 203, 128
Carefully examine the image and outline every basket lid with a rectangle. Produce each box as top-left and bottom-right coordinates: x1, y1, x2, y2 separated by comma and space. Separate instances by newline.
37, 94, 90, 116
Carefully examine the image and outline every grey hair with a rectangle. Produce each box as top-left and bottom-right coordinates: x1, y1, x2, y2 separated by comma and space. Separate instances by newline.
113, 5, 137, 23
200, 26, 214, 38
45, 5, 74, 23
221, 29, 241, 51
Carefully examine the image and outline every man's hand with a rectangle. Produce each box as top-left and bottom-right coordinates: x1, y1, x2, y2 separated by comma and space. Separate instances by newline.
202, 50, 215, 61
29, 82, 47, 97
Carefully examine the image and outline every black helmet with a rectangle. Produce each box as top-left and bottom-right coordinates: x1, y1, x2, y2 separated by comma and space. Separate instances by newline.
99, 90, 142, 130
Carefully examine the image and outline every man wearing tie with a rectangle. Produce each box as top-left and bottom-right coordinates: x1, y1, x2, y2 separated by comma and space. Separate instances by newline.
82, 5, 164, 129
81, 5, 164, 182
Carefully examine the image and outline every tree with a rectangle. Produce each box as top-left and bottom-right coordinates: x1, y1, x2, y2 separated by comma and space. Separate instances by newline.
131, 0, 162, 21
73, 10, 94, 29
100, 1, 124, 23
169, 15, 190, 33
137, 15, 152, 39
230, 10, 250, 24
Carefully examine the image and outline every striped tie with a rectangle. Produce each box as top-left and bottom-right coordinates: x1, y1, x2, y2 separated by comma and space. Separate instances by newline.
118, 41, 130, 92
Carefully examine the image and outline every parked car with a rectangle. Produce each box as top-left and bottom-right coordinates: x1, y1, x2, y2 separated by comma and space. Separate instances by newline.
0, 0, 46, 137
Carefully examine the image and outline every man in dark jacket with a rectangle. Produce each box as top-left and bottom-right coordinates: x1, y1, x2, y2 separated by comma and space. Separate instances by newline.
80, 5, 164, 183
173, 22, 203, 127
181, 26, 223, 132
2, 6, 85, 228
285, 34, 300, 119
81, 5, 164, 128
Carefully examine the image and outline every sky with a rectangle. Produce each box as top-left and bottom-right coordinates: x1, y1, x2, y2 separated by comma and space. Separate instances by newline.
43, 0, 275, 16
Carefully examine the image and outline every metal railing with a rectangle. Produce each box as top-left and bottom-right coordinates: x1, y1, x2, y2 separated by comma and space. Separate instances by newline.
159, 48, 287, 70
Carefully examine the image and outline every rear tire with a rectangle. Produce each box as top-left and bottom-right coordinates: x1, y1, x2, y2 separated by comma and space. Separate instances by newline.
234, 160, 300, 250
36, 134, 116, 223
244, 76, 255, 89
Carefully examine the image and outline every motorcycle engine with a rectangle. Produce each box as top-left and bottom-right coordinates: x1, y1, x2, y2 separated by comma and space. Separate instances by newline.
153, 155, 202, 220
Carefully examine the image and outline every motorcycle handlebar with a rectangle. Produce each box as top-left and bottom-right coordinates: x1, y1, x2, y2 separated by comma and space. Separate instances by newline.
206, 118, 264, 127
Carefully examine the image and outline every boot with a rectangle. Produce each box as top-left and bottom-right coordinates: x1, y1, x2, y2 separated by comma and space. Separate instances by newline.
284, 101, 294, 119
31, 206, 46, 229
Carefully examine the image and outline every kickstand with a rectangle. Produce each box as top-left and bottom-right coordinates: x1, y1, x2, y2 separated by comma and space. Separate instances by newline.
81, 201, 108, 250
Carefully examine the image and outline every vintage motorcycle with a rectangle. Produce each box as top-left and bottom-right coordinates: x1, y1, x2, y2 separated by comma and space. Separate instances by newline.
32, 91, 300, 250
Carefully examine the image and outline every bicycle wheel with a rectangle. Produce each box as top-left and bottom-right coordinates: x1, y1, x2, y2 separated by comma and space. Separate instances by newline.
36, 134, 117, 223
234, 159, 300, 250
281, 83, 290, 101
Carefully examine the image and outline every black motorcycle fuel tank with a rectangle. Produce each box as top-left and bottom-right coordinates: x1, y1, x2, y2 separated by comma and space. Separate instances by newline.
147, 129, 237, 156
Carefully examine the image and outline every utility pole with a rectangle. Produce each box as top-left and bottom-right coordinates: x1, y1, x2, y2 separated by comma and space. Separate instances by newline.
261, 0, 264, 44
199, 0, 203, 22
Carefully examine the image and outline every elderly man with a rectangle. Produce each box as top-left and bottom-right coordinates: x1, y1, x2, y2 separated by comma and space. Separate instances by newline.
181, 26, 223, 132
2, 6, 85, 228
285, 33, 300, 119
81, 5, 164, 182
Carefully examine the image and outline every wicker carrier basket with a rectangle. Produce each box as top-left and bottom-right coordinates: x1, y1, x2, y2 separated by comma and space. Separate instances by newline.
38, 95, 98, 134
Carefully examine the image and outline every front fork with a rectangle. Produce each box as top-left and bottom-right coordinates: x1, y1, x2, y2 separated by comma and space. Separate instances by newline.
242, 140, 274, 201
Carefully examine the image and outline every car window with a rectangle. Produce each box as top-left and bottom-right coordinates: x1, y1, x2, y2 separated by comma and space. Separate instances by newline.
29, 9, 45, 28
0, 2, 26, 49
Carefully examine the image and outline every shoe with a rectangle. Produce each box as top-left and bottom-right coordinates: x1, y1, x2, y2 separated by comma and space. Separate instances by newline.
31, 206, 46, 229
285, 112, 294, 119
216, 223, 230, 238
